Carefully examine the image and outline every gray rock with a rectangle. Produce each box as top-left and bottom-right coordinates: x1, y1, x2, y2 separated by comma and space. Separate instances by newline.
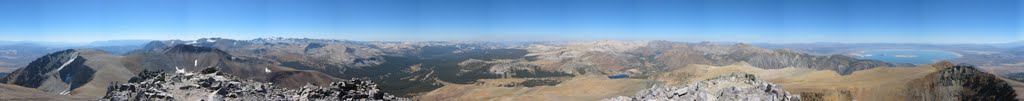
905, 65, 1018, 101
102, 68, 410, 101
605, 73, 800, 101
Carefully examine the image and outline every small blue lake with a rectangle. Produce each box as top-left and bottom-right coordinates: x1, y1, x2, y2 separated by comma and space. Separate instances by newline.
608, 74, 629, 79
860, 50, 960, 64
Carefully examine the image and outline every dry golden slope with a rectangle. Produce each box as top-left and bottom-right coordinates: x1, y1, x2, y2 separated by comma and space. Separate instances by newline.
997, 77, 1024, 100
0, 84, 86, 100
415, 75, 655, 101
656, 62, 946, 101
979, 61, 1024, 99
416, 61, 1022, 101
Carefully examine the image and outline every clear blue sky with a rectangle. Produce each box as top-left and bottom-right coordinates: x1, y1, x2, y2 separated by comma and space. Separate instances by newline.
0, 0, 1020, 43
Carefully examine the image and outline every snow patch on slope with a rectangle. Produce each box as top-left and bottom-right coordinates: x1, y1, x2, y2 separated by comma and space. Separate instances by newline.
60, 90, 71, 95
176, 66, 185, 73
47, 52, 80, 75
185, 40, 198, 45
60, 77, 73, 95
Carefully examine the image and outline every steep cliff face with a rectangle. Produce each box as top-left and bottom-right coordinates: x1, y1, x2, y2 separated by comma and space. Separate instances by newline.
906, 64, 1018, 101
606, 73, 800, 101
0, 49, 95, 94
103, 68, 409, 101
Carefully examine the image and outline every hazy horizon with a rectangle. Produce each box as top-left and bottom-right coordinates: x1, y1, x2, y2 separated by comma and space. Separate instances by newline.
0, 0, 1021, 44
1, 37, 1022, 45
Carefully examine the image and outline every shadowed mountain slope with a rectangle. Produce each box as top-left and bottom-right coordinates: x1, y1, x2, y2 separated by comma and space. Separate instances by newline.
1, 44, 342, 99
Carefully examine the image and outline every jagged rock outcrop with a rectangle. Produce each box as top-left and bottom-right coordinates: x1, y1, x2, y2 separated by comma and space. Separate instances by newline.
605, 73, 800, 101
103, 68, 409, 101
0, 49, 95, 94
906, 64, 1018, 101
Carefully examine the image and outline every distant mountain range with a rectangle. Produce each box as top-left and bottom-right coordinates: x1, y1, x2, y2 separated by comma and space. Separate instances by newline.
755, 42, 1024, 82
0, 38, 1021, 100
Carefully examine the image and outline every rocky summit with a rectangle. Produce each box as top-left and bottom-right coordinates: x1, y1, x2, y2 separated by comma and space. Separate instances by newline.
605, 72, 800, 101
102, 67, 409, 101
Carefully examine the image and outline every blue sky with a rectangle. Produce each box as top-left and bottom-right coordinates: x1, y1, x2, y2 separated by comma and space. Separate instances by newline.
0, 0, 1020, 43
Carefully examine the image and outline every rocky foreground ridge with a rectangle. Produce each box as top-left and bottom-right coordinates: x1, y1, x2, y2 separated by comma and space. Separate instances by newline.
102, 67, 410, 101
605, 72, 800, 101
906, 63, 1018, 101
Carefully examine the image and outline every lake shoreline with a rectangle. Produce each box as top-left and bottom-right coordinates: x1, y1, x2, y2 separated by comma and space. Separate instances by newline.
853, 49, 962, 64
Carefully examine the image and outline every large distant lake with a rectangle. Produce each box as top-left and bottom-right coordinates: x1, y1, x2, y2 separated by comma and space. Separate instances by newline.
859, 50, 961, 64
